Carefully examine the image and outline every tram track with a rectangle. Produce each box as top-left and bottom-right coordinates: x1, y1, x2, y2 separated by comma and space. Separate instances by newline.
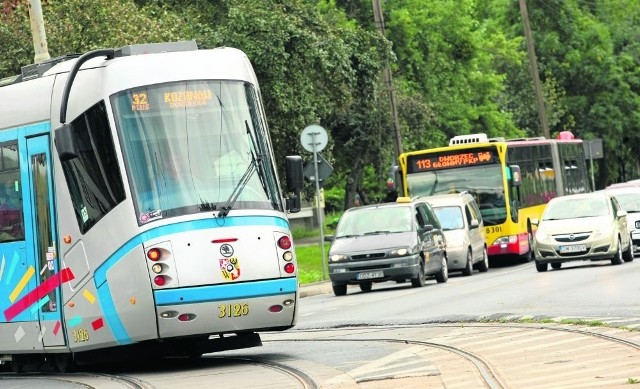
0, 372, 155, 389
213, 357, 320, 389
264, 322, 640, 388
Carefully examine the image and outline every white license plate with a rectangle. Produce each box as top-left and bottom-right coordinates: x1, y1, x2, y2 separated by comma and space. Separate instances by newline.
559, 244, 586, 254
356, 271, 384, 280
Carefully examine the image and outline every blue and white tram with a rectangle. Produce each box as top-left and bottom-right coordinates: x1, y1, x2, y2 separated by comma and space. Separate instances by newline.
0, 41, 304, 372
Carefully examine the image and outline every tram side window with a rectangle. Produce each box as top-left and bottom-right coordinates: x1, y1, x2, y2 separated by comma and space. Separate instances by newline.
0, 143, 24, 242
60, 101, 126, 234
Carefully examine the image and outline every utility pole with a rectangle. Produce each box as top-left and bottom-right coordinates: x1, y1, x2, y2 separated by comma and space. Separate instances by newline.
372, 0, 403, 159
518, 0, 550, 139
28, 0, 50, 63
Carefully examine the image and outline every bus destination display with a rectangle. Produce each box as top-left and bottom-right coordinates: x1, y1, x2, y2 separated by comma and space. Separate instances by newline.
408, 148, 498, 173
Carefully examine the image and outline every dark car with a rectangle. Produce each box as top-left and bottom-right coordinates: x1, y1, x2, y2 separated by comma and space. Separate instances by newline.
325, 197, 448, 296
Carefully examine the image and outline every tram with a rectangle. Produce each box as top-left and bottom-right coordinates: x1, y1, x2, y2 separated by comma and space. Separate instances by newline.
0, 41, 304, 372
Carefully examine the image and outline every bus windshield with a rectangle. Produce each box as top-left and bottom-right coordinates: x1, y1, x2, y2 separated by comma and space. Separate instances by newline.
112, 80, 281, 224
406, 164, 507, 225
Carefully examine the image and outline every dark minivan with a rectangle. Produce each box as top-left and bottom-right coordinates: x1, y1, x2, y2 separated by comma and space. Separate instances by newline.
325, 197, 448, 296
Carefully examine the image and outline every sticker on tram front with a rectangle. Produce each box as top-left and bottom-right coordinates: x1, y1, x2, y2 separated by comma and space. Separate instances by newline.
220, 257, 241, 280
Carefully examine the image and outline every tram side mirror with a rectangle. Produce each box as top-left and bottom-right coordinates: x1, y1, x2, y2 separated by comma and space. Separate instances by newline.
54, 123, 78, 161
508, 165, 521, 187
285, 155, 304, 213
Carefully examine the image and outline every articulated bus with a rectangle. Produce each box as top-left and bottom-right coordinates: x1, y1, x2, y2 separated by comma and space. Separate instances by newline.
0, 41, 304, 372
398, 132, 590, 262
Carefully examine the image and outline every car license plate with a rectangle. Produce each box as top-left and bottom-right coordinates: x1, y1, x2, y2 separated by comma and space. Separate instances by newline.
356, 271, 384, 280
559, 244, 586, 254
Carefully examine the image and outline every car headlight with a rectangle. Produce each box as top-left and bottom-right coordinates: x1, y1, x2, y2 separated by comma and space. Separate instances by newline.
329, 254, 348, 262
535, 230, 548, 242
389, 247, 417, 257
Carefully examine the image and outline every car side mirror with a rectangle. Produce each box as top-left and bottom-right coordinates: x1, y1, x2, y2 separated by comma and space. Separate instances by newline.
531, 218, 539, 226
324, 235, 334, 242
470, 219, 479, 229
420, 224, 434, 233
617, 210, 628, 218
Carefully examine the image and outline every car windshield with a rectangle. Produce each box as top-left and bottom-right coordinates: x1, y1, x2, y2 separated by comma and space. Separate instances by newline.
432, 206, 464, 230
543, 196, 609, 220
406, 164, 506, 226
335, 206, 412, 237
611, 192, 640, 213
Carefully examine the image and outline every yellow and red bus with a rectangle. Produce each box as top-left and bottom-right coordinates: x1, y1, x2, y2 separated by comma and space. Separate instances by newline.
397, 132, 590, 261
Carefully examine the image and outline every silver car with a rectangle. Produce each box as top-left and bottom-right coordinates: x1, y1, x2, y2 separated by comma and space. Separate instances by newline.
532, 192, 633, 271
425, 193, 489, 275
605, 186, 640, 258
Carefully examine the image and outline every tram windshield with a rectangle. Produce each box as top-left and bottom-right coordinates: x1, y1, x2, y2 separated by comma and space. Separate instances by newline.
406, 164, 507, 226
112, 80, 282, 224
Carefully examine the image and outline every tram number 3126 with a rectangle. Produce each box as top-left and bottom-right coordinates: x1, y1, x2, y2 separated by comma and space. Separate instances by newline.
72, 328, 90, 343
218, 303, 249, 318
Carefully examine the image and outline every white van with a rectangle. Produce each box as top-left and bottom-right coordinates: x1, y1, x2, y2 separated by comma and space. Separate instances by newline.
423, 192, 489, 275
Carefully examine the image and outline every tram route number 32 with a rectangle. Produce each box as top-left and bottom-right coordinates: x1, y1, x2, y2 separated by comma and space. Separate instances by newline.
218, 303, 249, 318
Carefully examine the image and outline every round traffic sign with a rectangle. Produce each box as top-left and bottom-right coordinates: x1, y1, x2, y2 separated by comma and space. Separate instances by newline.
300, 125, 328, 152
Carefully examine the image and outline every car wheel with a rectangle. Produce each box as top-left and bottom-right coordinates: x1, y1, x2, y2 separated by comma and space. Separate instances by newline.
435, 255, 449, 283
550, 262, 562, 270
477, 247, 489, 272
611, 237, 623, 265
623, 236, 634, 262
462, 249, 473, 276
359, 282, 372, 292
332, 283, 347, 296
521, 224, 534, 262
535, 261, 548, 272
411, 259, 426, 288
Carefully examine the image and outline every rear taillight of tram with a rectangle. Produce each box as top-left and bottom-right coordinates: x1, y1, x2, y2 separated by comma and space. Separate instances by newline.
145, 242, 177, 288
276, 233, 296, 275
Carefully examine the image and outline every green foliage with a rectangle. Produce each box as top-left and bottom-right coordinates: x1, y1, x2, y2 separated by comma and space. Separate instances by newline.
295, 243, 330, 284
3, 0, 640, 201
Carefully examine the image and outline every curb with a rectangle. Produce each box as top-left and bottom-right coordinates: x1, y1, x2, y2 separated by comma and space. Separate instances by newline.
299, 281, 332, 298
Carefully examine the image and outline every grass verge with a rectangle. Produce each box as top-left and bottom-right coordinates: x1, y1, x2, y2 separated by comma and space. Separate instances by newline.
295, 242, 330, 284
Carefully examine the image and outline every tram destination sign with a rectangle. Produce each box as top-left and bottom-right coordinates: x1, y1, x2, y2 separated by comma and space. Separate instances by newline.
407, 147, 499, 173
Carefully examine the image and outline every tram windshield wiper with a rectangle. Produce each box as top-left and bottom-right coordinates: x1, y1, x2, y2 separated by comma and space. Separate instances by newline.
217, 121, 268, 218
246, 120, 270, 199
218, 158, 257, 218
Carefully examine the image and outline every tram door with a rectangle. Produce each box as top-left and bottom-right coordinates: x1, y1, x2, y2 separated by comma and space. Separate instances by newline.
26, 134, 63, 347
